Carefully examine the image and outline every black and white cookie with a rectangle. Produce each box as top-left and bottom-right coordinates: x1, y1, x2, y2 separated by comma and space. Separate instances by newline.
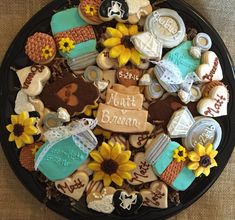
113, 190, 143, 215
99, 0, 129, 22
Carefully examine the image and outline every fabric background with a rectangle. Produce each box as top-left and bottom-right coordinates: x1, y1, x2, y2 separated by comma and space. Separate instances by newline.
0, 0, 234, 219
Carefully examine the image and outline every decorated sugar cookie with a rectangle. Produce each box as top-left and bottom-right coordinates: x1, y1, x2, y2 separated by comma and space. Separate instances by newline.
99, 0, 129, 22
78, 0, 103, 25
140, 181, 168, 208
51, 8, 97, 60
197, 85, 229, 117
103, 23, 141, 67
40, 74, 99, 115
25, 32, 56, 64
145, 8, 186, 48
86, 180, 103, 195
128, 152, 158, 185
16, 65, 51, 97
14, 90, 35, 114
196, 51, 223, 82
113, 190, 143, 215
55, 171, 89, 201
126, 0, 152, 24
96, 49, 118, 70
87, 187, 116, 214
117, 66, 141, 87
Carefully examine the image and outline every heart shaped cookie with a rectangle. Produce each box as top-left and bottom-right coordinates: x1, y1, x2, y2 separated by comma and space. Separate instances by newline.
140, 181, 168, 208
87, 187, 116, 214
117, 67, 141, 87
113, 190, 143, 215
128, 152, 157, 185
196, 51, 223, 82
55, 171, 89, 201
16, 65, 51, 96
40, 75, 99, 115
197, 85, 229, 117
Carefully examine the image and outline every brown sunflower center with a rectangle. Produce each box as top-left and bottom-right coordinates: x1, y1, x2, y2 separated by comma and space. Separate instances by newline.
45, 49, 50, 54
64, 42, 69, 47
101, 159, 118, 175
13, 124, 24, 137
121, 36, 133, 49
200, 155, 211, 167
178, 151, 184, 157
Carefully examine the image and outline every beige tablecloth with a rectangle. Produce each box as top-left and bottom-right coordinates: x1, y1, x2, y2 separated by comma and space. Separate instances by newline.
0, 0, 234, 219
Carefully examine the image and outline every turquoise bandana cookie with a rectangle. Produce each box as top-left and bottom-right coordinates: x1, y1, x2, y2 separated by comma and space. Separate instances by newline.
51, 8, 97, 59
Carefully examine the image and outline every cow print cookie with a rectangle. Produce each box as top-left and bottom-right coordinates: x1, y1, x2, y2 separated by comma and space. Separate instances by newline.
99, 0, 129, 22
113, 190, 143, 215
40, 74, 99, 115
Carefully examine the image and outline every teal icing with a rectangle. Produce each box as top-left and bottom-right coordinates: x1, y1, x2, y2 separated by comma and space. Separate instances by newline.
164, 41, 200, 79
153, 141, 181, 175
35, 136, 88, 181
60, 39, 97, 59
172, 167, 196, 191
51, 8, 87, 35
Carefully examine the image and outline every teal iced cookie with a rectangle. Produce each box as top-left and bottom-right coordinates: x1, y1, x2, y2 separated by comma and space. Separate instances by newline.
35, 130, 97, 181
163, 41, 200, 79
146, 134, 195, 191
51, 8, 97, 60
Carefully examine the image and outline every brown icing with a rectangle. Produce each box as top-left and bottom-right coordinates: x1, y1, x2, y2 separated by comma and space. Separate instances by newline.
57, 178, 85, 194
117, 67, 142, 87
40, 74, 99, 115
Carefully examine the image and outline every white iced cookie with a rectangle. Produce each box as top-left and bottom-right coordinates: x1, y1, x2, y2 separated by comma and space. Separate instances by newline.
87, 187, 116, 214
197, 85, 229, 117
145, 8, 186, 48
139, 73, 152, 86
14, 90, 35, 114
193, 33, 212, 52
16, 65, 51, 96
57, 107, 70, 122
128, 152, 158, 185
131, 32, 162, 60
144, 79, 164, 101
126, 0, 152, 24
96, 49, 118, 70
140, 181, 168, 208
84, 66, 103, 83
196, 51, 223, 82
55, 171, 89, 201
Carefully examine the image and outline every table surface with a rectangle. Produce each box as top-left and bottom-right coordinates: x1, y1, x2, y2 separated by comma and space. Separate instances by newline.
0, 0, 234, 219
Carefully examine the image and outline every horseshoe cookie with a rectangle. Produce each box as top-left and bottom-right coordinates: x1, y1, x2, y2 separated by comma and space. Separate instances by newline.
40, 74, 99, 115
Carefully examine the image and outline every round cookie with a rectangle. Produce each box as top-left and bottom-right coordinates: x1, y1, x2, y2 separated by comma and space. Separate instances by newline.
78, 0, 103, 25
25, 32, 56, 64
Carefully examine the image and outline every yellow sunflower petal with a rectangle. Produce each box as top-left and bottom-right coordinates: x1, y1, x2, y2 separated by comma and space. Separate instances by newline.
205, 143, 213, 155
111, 143, 122, 160
117, 170, 132, 180
15, 137, 23, 149
116, 23, 129, 36
103, 131, 112, 140
93, 171, 105, 181
188, 151, 200, 162
195, 167, 204, 177
24, 125, 38, 135
128, 25, 138, 36
203, 167, 211, 176
130, 48, 141, 65
6, 124, 14, 132
23, 118, 36, 126
90, 150, 104, 163
118, 161, 136, 171
210, 158, 218, 167
118, 48, 131, 66
99, 142, 111, 160
115, 151, 131, 164
11, 115, 19, 125
18, 112, 29, 124
209, 150, 218, 159
111, 173, 123, 186
93, 128, 102, 136
8, 133, 15, 142
21, 133, 34, 144
88, 162, 101, 171
109, 45, 125, 58
106, 27, 123, 38
103, 174, 112, 186
103, 38, 121, 48
188, 162, 200, 170
195, 144, 205, 156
